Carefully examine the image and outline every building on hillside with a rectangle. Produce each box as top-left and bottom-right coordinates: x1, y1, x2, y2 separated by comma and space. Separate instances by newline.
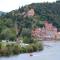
32, 20, 58, 40
43, 21, 57, 40
55, 32, 60, 40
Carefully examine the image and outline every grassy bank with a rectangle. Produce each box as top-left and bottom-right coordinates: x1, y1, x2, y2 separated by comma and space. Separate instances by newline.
0, 42, 43, 56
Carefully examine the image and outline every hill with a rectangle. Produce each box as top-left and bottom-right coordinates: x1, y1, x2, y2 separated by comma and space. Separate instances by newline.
5, 1, 60, 29
0, 1, 60, 41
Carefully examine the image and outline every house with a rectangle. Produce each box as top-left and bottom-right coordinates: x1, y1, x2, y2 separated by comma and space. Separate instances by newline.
42, 21, 57, 39
55, 32, 60, 39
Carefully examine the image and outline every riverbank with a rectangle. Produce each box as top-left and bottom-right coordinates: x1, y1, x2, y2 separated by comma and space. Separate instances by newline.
0, 40, 59, 57
0, 41, 60, 60
0, 42, 43, 56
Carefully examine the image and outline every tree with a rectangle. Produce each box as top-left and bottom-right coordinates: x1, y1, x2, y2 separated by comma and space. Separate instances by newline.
0, 28, 16, 41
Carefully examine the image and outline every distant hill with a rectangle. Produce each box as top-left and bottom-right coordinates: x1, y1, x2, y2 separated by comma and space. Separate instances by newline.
0, 11, 6, 16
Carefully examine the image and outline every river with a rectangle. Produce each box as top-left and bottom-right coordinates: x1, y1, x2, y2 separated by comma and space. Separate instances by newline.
0, 41, 60, 60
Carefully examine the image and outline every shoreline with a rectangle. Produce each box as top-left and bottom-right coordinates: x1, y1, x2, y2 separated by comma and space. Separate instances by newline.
0, 41, 60, 57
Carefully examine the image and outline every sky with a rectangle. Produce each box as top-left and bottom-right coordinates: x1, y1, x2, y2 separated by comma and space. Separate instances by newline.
0, 0, 56, 12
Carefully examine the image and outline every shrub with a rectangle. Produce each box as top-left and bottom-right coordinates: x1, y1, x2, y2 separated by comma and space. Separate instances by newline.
26, 45, 33, 53
0, 41, 43, 56
20, 47, 26, 53
13, 45, 20, 55
0, 43, 2, 49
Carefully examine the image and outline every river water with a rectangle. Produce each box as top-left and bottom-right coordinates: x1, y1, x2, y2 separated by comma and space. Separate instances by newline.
0, 41, 60, 60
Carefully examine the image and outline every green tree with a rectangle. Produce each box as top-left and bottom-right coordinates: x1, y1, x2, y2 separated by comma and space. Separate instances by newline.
0, 28, 16, 41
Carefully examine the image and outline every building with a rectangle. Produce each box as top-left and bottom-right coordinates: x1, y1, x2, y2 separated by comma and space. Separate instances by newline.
55, 32, 60, 40
43, 21, 57, 39
32, 20, 59, 40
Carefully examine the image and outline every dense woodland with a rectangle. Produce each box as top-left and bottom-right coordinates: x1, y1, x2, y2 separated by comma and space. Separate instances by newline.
0, 1, 60, 41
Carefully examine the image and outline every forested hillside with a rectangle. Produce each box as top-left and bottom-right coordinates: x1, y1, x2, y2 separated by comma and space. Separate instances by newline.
0, 1, 60, 41
5, 1, 60, 28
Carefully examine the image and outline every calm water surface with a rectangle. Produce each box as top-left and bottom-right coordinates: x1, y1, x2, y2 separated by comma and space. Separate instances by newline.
0, 41, 60, 60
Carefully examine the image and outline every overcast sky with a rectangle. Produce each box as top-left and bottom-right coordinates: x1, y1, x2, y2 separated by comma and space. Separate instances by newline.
0, 0, 56, 12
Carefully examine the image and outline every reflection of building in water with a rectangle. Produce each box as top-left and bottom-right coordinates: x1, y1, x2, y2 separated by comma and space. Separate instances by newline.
32, 21, 60, 40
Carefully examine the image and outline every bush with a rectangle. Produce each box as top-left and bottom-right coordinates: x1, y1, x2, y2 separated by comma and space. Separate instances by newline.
0, 41, 43, 56
0, 43, 2, 49
20, 47, 26, 53
13, 45, 20, 55
0, 44, 20, 56
23, 36, 34, 44
26, 45, 33, 53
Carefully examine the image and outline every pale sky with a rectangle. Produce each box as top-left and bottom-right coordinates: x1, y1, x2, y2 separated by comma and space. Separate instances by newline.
0, 0, 56, 12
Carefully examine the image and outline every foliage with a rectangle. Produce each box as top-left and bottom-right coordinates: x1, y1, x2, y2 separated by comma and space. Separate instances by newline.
0, 1, 60, 41
0, 28, 16, 41
0, 42, 43, 56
